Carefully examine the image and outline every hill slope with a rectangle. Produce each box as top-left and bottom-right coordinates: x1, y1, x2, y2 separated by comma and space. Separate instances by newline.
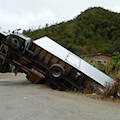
24, 7, 120, 56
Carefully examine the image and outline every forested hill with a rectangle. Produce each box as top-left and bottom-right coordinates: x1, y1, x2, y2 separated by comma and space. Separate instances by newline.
23, 7, 120, 56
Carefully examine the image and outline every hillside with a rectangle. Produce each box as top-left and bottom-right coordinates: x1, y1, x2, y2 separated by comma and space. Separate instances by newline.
23, 7, 120, 56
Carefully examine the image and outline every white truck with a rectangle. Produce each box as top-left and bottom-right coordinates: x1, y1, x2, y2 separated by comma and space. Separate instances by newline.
0, 30, 114, 92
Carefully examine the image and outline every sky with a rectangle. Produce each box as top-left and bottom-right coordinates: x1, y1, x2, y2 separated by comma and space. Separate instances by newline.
0, 0, 120, 31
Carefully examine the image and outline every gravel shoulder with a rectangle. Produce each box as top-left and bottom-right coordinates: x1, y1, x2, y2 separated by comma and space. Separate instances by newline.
0, 73, 120, 120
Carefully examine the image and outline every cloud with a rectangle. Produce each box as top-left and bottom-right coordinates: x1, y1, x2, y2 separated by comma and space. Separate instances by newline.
0, 7, 57, 31
0, 0, 120, 31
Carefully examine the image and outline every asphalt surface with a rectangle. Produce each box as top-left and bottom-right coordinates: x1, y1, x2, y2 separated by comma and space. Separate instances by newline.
0, 73, 120, 120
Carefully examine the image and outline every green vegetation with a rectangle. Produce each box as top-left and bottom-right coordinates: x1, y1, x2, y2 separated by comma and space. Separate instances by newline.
23, 7, 120, 79
23, 7, 120, 56
105, 52, 120, 81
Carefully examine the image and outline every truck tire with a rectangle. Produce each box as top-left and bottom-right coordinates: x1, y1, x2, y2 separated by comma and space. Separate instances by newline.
49, 64, 65, 79
6, 36, 22, 50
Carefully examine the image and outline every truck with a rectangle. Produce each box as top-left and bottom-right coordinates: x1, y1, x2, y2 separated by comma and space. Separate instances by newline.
0, 30, 115, 92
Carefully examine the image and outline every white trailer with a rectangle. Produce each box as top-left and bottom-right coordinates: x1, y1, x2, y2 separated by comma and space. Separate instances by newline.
33, 37, 114, 88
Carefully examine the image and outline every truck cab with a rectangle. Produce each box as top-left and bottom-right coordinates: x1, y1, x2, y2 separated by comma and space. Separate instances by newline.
0, 30, 31, 54
0, 30, 32, 72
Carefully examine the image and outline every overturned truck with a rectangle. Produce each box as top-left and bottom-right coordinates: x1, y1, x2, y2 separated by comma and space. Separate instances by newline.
0, 30, 114, 92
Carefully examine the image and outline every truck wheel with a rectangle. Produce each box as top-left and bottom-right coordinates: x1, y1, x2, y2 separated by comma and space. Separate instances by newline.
49, 64, 65, 79
6, 36, 22, 50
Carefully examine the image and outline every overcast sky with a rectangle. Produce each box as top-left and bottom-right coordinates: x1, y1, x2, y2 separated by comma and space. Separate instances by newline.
0, 0, 120, 31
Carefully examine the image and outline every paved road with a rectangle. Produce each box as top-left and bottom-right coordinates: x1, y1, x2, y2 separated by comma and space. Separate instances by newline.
0, 73, 120, 120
